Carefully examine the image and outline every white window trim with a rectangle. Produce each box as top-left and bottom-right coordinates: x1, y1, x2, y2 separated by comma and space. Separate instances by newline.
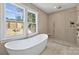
27, 10, 38, 37
1, 3, 27, 41
0, 3, 38, 41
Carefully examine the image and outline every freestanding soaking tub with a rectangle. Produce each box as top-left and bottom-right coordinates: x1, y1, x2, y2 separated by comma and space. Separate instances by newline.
4, 34, 48, 55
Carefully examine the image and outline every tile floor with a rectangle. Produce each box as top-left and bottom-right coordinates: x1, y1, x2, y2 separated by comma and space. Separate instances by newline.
41, 37, 79, 55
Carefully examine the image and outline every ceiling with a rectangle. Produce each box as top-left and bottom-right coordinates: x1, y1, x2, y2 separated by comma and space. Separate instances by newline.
33, 3, 77, 14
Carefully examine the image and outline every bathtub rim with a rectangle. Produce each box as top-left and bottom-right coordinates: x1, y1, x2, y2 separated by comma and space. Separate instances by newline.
4, 34, 48, 50
6, 39, 48, 52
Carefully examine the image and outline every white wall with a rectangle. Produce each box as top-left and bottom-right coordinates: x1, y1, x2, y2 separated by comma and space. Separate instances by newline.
0, 4, 1, 40
76, 4, 79, 24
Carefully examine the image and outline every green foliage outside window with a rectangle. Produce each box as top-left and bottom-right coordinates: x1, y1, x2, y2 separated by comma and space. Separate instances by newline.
28, 12, 36, 28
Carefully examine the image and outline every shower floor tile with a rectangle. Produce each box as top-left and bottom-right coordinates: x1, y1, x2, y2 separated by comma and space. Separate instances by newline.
41, 37, 79, 55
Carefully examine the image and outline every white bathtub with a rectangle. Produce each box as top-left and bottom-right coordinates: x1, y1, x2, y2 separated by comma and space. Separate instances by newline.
4, 34, 48, 55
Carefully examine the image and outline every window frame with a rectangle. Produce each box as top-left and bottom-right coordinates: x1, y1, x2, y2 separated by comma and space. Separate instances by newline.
1, 3, 27, 40
0, 3, 38, 41
27, 10, 38, 37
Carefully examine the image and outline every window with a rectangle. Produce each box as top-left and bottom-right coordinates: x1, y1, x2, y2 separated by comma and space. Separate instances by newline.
3, 3, 26, 40
1, 3, 38, 40
5, 4, 24, 36
28, 11, 38, 36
